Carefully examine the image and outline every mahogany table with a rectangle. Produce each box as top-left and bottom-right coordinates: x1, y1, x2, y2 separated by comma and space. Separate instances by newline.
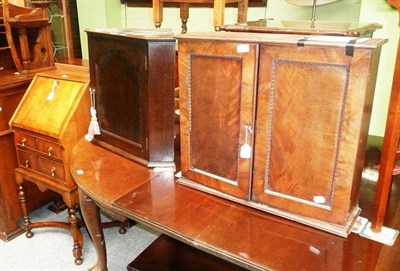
70, 138, 400, 271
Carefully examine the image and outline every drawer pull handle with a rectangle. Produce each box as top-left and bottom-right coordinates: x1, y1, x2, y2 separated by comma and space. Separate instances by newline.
25, 160, 30, 168
51, 167, 56, 177
48, 146, 53, 156
21, 138, 27, 147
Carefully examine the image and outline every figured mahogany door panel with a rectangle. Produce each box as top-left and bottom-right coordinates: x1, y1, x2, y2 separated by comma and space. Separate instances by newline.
179, 41, 258, 200
253, 44, 376, 224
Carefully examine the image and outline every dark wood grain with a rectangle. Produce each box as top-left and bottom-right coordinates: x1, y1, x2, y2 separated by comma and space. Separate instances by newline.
86, 29, 176, 168
127, 234, 248, 271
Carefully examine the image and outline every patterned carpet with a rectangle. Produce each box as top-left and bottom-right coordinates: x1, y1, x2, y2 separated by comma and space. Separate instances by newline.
0, 203, 159, 271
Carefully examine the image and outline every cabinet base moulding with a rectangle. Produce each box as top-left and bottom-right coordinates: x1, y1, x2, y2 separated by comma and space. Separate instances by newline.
177, 176, 361, 237
0, 227, 25, 242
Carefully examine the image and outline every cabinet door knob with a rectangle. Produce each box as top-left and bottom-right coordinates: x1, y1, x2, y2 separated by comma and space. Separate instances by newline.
48, 146, 53, 156
51, 167, 56, 177
21, 138, 27, 147
25, 160, 30, 168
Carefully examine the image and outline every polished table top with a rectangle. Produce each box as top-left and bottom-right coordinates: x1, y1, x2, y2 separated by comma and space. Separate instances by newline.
70, 138, 400, 271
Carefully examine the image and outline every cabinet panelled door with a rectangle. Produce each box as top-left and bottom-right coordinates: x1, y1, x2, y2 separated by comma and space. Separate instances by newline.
179, 40, 258, 200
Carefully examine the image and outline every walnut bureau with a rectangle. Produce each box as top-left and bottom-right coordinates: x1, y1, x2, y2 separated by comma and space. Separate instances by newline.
176, 32, 387, 236
0, 70, 56, 241
9, 63, 91, 264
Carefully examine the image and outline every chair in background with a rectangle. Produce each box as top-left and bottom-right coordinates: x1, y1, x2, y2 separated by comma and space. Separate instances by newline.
0, 0, 54, 75
152, 0, 248, 33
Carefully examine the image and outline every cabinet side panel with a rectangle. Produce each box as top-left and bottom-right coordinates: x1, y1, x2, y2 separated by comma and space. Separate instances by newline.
147, 42, 176, 163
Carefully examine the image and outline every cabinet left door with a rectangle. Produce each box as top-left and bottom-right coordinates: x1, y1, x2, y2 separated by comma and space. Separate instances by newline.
178, 40, 258, 200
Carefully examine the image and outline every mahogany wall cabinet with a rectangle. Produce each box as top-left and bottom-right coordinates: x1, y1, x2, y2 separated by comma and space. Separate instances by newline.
86, 28, 176, 167
176, 32, 386, 236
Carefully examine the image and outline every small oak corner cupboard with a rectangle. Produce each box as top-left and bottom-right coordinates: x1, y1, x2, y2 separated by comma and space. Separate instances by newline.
86, 28, 176, 168
176, 32, 387, 237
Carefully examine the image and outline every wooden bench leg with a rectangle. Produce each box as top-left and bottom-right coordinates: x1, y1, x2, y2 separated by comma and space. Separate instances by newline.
180, 3, 189, 34
237, 0, 248, 24
213, 0, 225, 31
152, 0, 163, 28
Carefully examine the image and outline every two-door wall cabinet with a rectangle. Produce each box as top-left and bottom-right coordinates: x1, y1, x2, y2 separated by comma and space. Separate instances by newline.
176, 32, 386, 236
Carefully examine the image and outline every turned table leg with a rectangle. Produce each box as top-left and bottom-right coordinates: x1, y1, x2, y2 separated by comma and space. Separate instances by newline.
17, 182, 34, 238
79, 189, 108, 271
69, 207, 83, 265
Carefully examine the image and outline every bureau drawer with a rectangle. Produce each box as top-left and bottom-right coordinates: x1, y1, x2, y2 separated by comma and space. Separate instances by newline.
17, 149, 66, 183
36, 138, 63, 160
14, 132, 37, 149
17, 149, 40, 172
38, 157, 66, 182
14, 131, 63, 160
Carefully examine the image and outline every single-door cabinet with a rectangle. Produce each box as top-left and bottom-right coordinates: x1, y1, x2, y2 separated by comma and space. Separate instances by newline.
86, 28, 176, 167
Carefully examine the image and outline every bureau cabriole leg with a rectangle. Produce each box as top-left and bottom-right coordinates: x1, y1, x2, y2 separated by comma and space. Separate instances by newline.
69, 207, 83, 265
79, 189, 108, 271
17, 183, 33, 238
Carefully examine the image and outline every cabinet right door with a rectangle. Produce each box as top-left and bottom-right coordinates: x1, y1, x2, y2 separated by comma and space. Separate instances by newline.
252, 43, 379, 229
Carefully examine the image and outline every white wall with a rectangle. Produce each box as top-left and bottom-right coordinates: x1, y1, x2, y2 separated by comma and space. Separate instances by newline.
359, 1, 399, 137
77, 0, 124, 59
